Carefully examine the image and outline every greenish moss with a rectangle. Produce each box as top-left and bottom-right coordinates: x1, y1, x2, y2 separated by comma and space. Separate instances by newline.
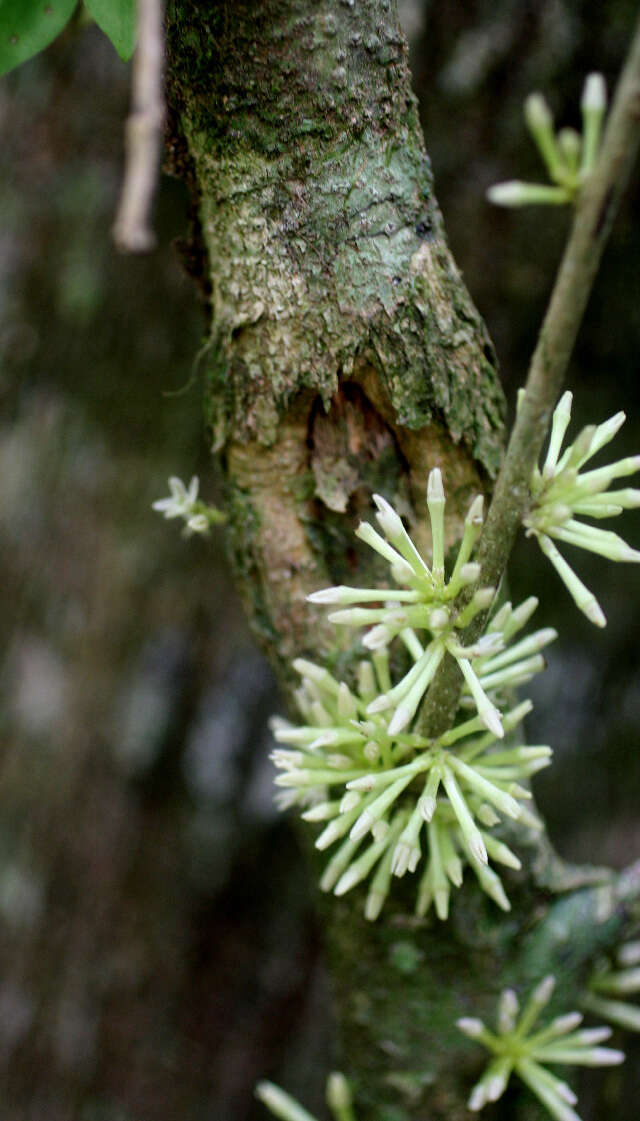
388, 940, 423, 975
167, 0, 505, 474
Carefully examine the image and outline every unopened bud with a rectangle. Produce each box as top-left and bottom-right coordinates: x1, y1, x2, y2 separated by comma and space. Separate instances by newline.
582, 72, 606, 114
326, 1072, 352, 1112
525, 92, 553, 131
487, 180, 570, 207
558, 127, 581, 170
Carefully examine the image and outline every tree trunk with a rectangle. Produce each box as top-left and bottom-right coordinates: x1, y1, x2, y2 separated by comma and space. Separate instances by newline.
165, 2, 640, 1117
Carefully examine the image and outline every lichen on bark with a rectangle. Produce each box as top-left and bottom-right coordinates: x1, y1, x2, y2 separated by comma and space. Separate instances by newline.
166, 0, 504, 676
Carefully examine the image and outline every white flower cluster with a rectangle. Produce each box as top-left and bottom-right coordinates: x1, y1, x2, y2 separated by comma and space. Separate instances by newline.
457, 975, 624, 1120
271, 471, 556, 919
488, 73, 607, 208
525, 391, 640, 626
308, 470, 555, 740
152, 475, 226, 536
272, 653, 550, 920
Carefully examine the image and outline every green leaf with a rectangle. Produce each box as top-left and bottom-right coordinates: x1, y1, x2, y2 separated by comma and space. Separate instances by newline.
0, 0, 78, 76
84, 0, 136, 61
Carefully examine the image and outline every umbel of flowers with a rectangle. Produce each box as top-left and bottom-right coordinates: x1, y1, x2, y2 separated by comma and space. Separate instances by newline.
271, 471, 556, 919
457, 975, 624, 1120
524, 390, 640, 626
487, 72, 607, 208
308, 470, 552, 739
254, 973, 630, 1121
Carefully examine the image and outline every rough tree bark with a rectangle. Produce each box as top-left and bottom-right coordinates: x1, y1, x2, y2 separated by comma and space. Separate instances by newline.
165, 2, 640, 1118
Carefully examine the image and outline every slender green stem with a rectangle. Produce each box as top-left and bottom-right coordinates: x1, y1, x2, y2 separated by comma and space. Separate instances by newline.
419, 16, 640, 737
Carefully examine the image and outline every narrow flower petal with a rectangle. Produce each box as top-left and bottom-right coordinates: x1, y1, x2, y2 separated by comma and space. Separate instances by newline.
498, 989, 520, 1034
326, 1072, 353, 1114
355, 522, 417, 580
590, 966, 640, 995
448, 756, 520, 819
455, 656, 504, 738
441, 767, 487, 865
308, 585, 418, 605
549, 519, 640, 563
487, 181, 571, 206
524, 92, 565, 183
450, 495, 484, 584
582, 992, 640, 1032
334, 832, 392, 896
363, 815, 408, 920
387, 645, 445, 734
581, 72, 607, 176
427, 819, 450, 920
516, 1061, 581, 1121
544, 392, 573, 477
255, 1081, 318, 1121
537, 534, 606, 626
427, 468, 446, 581
350, 773, 416, 842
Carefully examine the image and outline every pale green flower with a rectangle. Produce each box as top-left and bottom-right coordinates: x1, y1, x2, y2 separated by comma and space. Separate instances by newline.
488, 73, 607, 208
277, 468, 559, 918
308, 470, 555, 738
524, 390, 640, 625
152, 475, 199, 519
271, 652, 550, 920
457, 975, 624, 1120
152, 474, 226, 535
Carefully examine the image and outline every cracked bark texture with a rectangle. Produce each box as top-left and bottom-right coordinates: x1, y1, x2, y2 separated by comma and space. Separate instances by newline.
165, 2, 640, 1118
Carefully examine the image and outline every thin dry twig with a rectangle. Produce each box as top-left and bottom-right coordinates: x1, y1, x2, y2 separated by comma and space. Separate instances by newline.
112, 0, 165, 253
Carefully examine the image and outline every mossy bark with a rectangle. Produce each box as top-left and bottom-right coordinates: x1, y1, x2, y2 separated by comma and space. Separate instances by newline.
165, 0, 504, 672
165, 3, 640, 1118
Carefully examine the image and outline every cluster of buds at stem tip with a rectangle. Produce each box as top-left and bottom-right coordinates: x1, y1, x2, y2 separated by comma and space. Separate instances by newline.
256, 1071, 357, 1121
523, 389, 640, 626
152, 475, 226, 536
457, 974, 624, 1121
582, 938, 640, 1033
271, 648, 552, 920
487, 73, 606, 208
308, 469, 556, 739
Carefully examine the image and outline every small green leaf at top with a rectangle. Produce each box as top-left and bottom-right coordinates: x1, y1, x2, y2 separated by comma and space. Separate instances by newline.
84, 0, 136, 61
0, 0, 77, 77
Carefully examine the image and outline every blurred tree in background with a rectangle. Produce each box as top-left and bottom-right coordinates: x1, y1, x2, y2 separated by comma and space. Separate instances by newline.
1, 2, 639, 1119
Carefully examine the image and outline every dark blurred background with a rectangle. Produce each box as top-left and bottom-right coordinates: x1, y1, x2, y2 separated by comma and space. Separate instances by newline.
1, 2, 639, 1119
